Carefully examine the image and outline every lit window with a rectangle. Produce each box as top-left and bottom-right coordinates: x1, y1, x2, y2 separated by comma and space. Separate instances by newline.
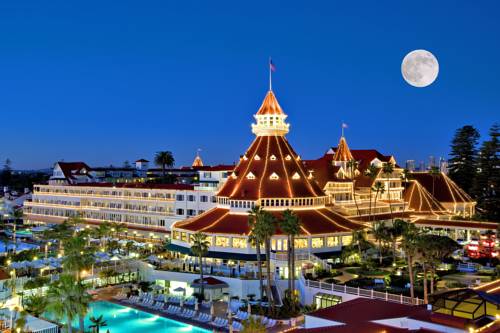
312, 237, 324, 248
242, 155, 248, 160
269, 172, 279, 180
254, 155, 261, 161
232, 237, 246, 249
285, 155, 292, 161
294, 238, 308, 249
327, 236, 339, 247
247, 172, 256, 180
270, 155, 277, 161
231, 172, 237, 179
181, 232, 187, 242
342, 235, 353, 246
215, 236, 229, 247
292, 172, 300, 180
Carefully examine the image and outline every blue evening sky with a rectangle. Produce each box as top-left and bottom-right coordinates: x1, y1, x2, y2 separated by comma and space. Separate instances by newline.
1, 1, 499, 169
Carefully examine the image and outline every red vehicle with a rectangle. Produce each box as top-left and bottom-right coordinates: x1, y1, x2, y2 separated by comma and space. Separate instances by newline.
467, 233, 498, 259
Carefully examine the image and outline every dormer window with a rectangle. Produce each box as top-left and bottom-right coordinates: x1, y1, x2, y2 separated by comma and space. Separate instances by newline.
242, 155, 248, 161
255, 155, 261, 161
308, 171, 314, 179
285, 155, 292, 161
269, 172, 279, 180
270, 155, 277, 161
231, 172, 237, 179
246, 172, 256, 180
292, 172, 300, 180
296, 155, 301, 161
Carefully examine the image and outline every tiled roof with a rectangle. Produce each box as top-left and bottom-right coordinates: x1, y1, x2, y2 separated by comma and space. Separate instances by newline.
404, 180, 447, 214
56, 162, 91, 180
256, 90, 284, 115
71, 182, 194, 190
410, 172, 474, 203
303, 156, 342, 189
173, 207, 364, 235
217, 135, 325, 200
414, 219, 497, 230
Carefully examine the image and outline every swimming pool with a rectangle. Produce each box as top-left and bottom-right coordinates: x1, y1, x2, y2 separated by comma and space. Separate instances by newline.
50, 301, 209, 333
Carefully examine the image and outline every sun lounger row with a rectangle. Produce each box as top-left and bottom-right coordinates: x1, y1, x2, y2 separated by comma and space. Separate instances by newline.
194, 312, 211, 323
211, 317, 228, 328
234, 310, 249, 321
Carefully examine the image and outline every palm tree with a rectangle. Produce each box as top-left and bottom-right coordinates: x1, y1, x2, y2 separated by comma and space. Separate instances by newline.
372, 222, 389, 265
372, 181, 385, 217
11, 208, 23, 248
429, 166, 440, 196
62, 235, 95, 282
260, 211, 277, 315
24, 294, 48, 317
364, 164, 379, 221
280, 209, 300, 310
351, 229, 368, 261
400, 168, 410, 213
382, 162, 395, 221
399, 222, 419, 300
191, 232, 210, 300
248, 206, 265, 303
390, 219, 406, 264
346, 159, 360, 216
89, 315, 108, 333
46, 275, 88, 333
154, 151, 175, 178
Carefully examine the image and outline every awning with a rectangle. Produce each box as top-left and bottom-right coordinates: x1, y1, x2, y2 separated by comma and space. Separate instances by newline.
313, 250, 342, 260
166, 243, 265, 261
191, 277, 229, 289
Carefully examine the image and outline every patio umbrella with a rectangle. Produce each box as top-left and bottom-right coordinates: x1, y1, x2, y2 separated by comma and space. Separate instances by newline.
173, 287, 185, 293
180, 298, 184, 307
247, 302, 251, 315
210, 303, 215, 317
194, 302, 199, 312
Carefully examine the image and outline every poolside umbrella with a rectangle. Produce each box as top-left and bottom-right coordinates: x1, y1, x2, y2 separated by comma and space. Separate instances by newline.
195, 302, 199, 312
247, 302, 251, 315
210, 303, 215, 317
180, 298, 184, 307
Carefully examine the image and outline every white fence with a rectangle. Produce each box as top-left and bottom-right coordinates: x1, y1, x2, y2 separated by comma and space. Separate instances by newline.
300, 274, 424, 305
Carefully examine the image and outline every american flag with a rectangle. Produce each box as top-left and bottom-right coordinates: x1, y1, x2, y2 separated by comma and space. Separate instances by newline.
342, 123, 348, 128
269, 58, 276, 72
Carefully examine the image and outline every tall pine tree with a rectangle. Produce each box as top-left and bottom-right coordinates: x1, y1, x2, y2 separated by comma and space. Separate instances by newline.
448, 125, 480, 195
473, 124, 499, 221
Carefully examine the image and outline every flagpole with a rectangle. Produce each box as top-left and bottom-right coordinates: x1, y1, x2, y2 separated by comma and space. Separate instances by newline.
341, 122, 344, 137
269, 57, 272, 91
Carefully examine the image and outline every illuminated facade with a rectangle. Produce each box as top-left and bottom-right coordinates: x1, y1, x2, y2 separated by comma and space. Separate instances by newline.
25, 165, 233, 237
171, 90, 365, 277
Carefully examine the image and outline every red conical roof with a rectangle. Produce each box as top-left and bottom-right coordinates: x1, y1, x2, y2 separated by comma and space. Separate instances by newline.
256, 91, 285, 115
217, 135, 324, 200
333, 136, 354, 162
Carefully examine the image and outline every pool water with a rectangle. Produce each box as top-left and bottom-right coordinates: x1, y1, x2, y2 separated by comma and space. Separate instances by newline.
53, 301, 210, 333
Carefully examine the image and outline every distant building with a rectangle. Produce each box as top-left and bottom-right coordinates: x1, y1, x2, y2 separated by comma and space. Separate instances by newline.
428, 155, 436, 169
419, 160, 425, 171
405, 159, 415, 171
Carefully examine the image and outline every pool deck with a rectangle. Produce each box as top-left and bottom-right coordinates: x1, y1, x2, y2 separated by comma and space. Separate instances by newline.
94, 286, 294, 333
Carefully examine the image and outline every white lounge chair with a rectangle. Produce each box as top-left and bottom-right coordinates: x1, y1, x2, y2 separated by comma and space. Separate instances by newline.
266, 319, 277, 328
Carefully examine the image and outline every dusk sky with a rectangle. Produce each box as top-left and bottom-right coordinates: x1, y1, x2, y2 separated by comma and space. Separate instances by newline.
1, 1, 499, 170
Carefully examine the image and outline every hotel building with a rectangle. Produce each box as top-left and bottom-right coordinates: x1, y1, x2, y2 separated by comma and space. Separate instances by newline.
24, 161, 233, 238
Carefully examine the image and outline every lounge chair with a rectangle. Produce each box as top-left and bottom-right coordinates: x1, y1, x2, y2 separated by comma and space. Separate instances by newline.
266, 319, 277, 328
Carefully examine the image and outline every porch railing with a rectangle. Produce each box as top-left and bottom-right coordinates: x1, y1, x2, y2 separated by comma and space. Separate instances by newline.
299, 274, 424, 305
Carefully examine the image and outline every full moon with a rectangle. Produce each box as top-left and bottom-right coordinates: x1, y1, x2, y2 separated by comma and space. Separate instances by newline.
401, 49, 439, 88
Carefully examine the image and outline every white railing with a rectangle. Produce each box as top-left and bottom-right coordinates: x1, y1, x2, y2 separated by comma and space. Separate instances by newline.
300, 274, 424, 306
270, 252, 329, 270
